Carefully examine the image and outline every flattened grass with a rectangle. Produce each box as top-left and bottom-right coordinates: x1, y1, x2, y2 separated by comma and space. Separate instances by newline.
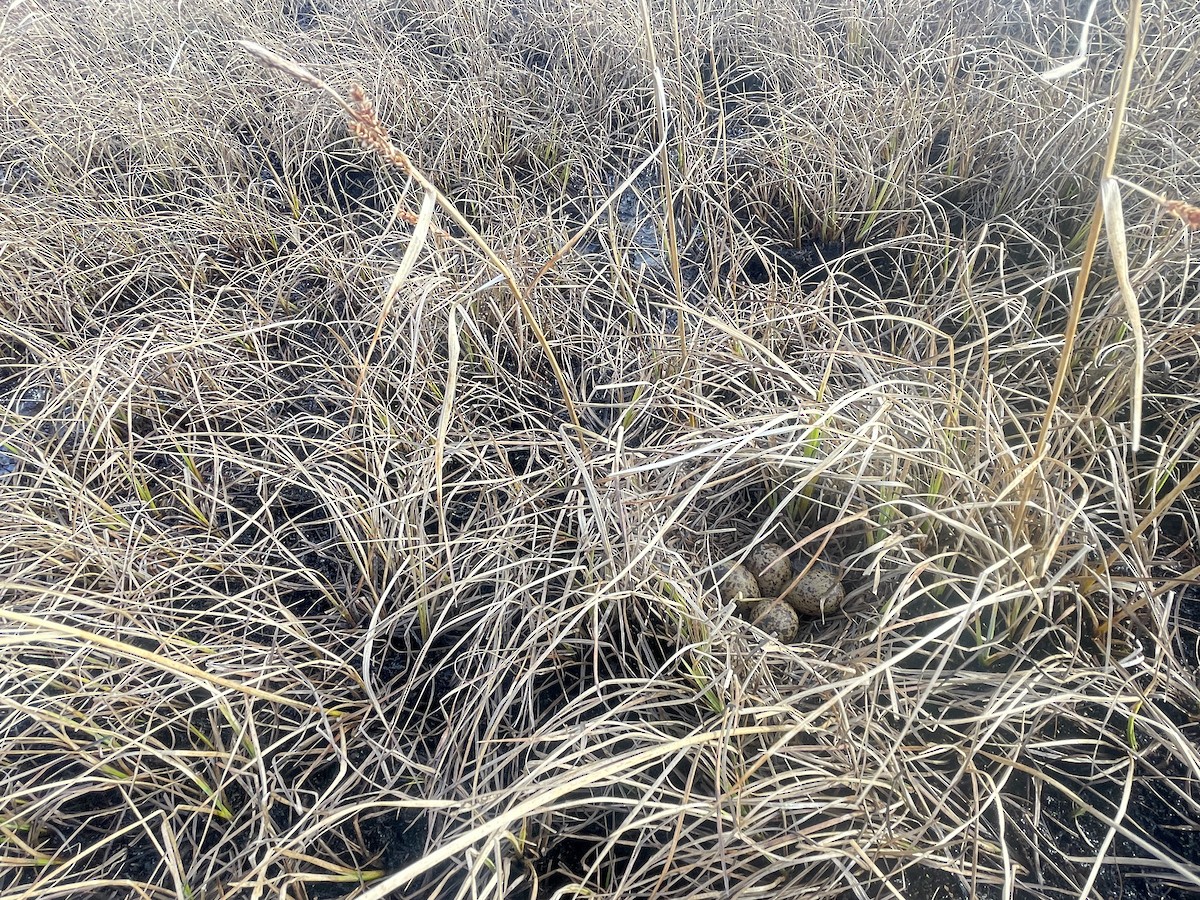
1, 0, 1199, 898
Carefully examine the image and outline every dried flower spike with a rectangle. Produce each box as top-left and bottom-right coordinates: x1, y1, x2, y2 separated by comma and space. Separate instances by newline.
1163, 199, 1200, 230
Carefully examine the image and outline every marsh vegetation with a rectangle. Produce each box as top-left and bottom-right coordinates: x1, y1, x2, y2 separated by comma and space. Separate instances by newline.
2, 0, 1199, 897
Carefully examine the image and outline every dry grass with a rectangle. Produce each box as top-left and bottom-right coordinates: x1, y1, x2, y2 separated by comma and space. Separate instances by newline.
2, 0, 1200, 898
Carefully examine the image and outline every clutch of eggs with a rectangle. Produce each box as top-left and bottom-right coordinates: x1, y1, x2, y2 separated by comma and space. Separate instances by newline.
715, 543, 847, 640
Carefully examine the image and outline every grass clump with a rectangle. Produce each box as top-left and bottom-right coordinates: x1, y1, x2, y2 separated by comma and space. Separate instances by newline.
1, 0, 1199, 898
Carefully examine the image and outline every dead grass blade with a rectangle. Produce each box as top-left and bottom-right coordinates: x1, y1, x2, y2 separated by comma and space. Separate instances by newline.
0, 603, 347, 715
1100, 177, 1144, 450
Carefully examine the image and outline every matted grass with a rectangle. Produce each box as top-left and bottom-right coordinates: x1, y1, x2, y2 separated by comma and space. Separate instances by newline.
2, 0, 1199, 898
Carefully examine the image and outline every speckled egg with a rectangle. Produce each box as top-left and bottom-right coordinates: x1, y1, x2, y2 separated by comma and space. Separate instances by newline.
745, 542, 792, 598
750, 597, 799, 642
781, 560, 845, 617
714, 563, 760, 605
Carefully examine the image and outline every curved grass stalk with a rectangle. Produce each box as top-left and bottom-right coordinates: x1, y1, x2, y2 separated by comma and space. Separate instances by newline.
1021, 0, 1141, 534
237, 41, 582, 439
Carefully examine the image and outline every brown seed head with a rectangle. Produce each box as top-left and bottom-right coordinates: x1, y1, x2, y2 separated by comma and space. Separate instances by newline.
1164, 199, 1200, 230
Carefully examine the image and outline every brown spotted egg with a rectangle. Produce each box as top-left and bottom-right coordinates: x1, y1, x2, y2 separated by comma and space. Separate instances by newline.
781, 559, 845, 617
745, 542, 792, 598
714, 563, 760, 605
750, 597, 799, 642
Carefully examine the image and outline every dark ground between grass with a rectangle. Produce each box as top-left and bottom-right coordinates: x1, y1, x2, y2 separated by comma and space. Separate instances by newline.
3, 0, 1200, 897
